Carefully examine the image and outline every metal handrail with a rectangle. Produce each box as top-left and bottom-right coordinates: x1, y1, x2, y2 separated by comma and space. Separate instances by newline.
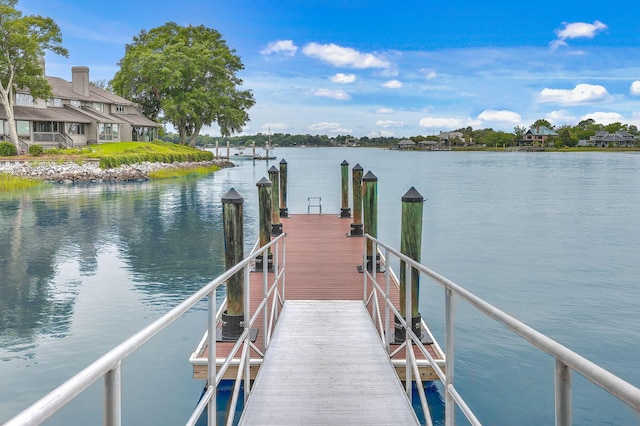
363, 233, 640, 426
306, 196, 322, 213
5, 232, 287, 426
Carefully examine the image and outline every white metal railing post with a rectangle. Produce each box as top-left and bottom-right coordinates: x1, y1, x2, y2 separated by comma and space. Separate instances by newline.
363, 235, 368, 302
445, 288, 455, 426
372, 239, 377, 300
104, 361, 122, 426
555, 359, 572, 426
405, 261, 412, 400
207, 289, 217, 426
263, 246, 268, 350
384, 247, 391, 352
245, 263, 252, 402
281, 237, 286, 299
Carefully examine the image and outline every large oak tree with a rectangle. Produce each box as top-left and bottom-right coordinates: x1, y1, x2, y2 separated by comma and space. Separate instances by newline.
111, 22, 255, 146
0, 0, 68, 153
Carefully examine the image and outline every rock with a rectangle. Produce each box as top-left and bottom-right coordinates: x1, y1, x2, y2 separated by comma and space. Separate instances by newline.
0, 159, 235, 182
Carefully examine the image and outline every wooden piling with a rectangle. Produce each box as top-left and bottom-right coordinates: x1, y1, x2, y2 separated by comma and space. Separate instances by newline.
226, 140, 230, 159
350, 163, 363, 236
340, 160, 351, 218
362, 171, 378, 271
221, 188, 244, 339
397, 187, 424, 341
256, 177, 273, 271
279, 159, 288, 217
268, 166, 282, 235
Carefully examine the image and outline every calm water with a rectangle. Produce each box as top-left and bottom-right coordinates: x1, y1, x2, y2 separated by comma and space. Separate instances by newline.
1, 148, 640, 425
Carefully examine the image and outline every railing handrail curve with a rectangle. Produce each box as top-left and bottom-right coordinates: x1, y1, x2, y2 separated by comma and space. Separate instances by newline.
4, 232, 286, 426
364, 233, 640, 418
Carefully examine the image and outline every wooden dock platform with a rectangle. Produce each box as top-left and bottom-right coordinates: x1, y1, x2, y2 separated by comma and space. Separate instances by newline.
238, 300, 419, 425
190, 214, 444, 381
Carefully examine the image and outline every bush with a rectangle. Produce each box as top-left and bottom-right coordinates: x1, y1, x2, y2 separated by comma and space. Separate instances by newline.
29, 144, 44, 156
0, 141, 17, 157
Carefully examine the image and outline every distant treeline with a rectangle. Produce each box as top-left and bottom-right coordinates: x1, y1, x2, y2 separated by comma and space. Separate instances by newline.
159, 119, 640, 148
160, 132, 404, 147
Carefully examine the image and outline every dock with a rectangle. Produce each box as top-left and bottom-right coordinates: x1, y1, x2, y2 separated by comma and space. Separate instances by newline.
238, 300, 419, 425
190, 214, 444, 381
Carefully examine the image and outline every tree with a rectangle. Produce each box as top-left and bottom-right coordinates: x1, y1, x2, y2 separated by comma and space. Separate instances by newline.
111, 22, 255, 147
531, 119, 553, 130
513, 125, 526, 142
0, 0, 68, 153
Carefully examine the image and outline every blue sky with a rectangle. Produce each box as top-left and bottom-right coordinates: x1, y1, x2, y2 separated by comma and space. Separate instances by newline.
20, 0, 640, 137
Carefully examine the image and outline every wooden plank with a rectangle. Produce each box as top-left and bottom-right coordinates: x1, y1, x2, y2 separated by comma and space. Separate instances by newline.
238, 300, 419, 425
192, 214, 444, 380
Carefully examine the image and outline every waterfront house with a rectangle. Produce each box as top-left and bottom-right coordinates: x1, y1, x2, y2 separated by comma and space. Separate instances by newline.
586, 130, 637, 147
438, 131, 464, 145
398, 139, 416, 150
521, 126, 558, 146
0, 65, 159, 153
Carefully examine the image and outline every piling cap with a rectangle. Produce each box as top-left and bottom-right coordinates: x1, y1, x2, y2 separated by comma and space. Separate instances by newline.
363, 171, 378, 181
256, 177, 272, 187
352, 163, 363, 171
268, 165, 279, 173
341, 160, 349, 166
222, 188, 244, 204
280, 158, 287, 165
402, 187, 424, 202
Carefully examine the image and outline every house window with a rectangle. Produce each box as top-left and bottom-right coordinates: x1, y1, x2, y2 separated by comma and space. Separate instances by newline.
98, 123, 119, 141
16, 120, 30, 136
93, 103, 105, 112
70, 100, 81, 108
33, 122, 59, 133
16, 93, 33, 107
67, 123, 85, 135
46, 98, 63, 107
115, 104, 126, 113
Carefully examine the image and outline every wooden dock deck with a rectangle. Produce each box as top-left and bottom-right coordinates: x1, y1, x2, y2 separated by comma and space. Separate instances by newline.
238, 300, 419, 425
191, 214, 444, 381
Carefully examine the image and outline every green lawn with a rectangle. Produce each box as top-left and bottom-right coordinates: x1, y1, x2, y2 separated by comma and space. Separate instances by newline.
49, 141, 214, 168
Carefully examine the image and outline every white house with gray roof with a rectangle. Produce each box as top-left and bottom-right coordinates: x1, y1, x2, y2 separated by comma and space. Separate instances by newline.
0, 65, 159, 153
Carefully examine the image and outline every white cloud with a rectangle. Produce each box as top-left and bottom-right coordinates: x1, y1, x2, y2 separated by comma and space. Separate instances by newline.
631, 81, 640, 96
382, 79, 402, 89
551, 21, 607, 49
556, 20, 607, 41
376, 120, 404, 128
477, 109, 521, 124
538, 84, 610, 105
420, 69, 437, 79
261, 123, 289, 131
418, 116, 467, 129
313, 88, 350, 100
581, 112, 624, 125
302, 43, 391, 69
260, 40, 298, 56
330, 73, 356, 84
545, 110, 578, 125
376, 108, 395, 114
307, 122, 352, 134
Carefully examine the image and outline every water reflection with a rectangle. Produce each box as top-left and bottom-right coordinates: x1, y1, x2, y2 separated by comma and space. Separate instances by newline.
0, 177, 228, 356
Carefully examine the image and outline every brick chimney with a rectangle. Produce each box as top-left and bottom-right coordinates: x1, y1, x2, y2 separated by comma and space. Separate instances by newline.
38, 56, 45, 75
72, 66, 90, 97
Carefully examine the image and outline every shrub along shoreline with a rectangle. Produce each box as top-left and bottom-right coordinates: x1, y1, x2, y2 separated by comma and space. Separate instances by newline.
0, 141, 235, 187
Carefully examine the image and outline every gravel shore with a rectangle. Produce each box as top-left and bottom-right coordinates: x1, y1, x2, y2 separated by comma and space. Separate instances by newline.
0, 159, 235, 183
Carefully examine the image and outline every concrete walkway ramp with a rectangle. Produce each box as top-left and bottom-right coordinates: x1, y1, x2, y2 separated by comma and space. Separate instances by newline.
239, 300, 419, 425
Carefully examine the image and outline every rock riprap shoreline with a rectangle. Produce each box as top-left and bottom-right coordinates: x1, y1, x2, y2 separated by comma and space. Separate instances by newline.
0, 160, 235, 183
